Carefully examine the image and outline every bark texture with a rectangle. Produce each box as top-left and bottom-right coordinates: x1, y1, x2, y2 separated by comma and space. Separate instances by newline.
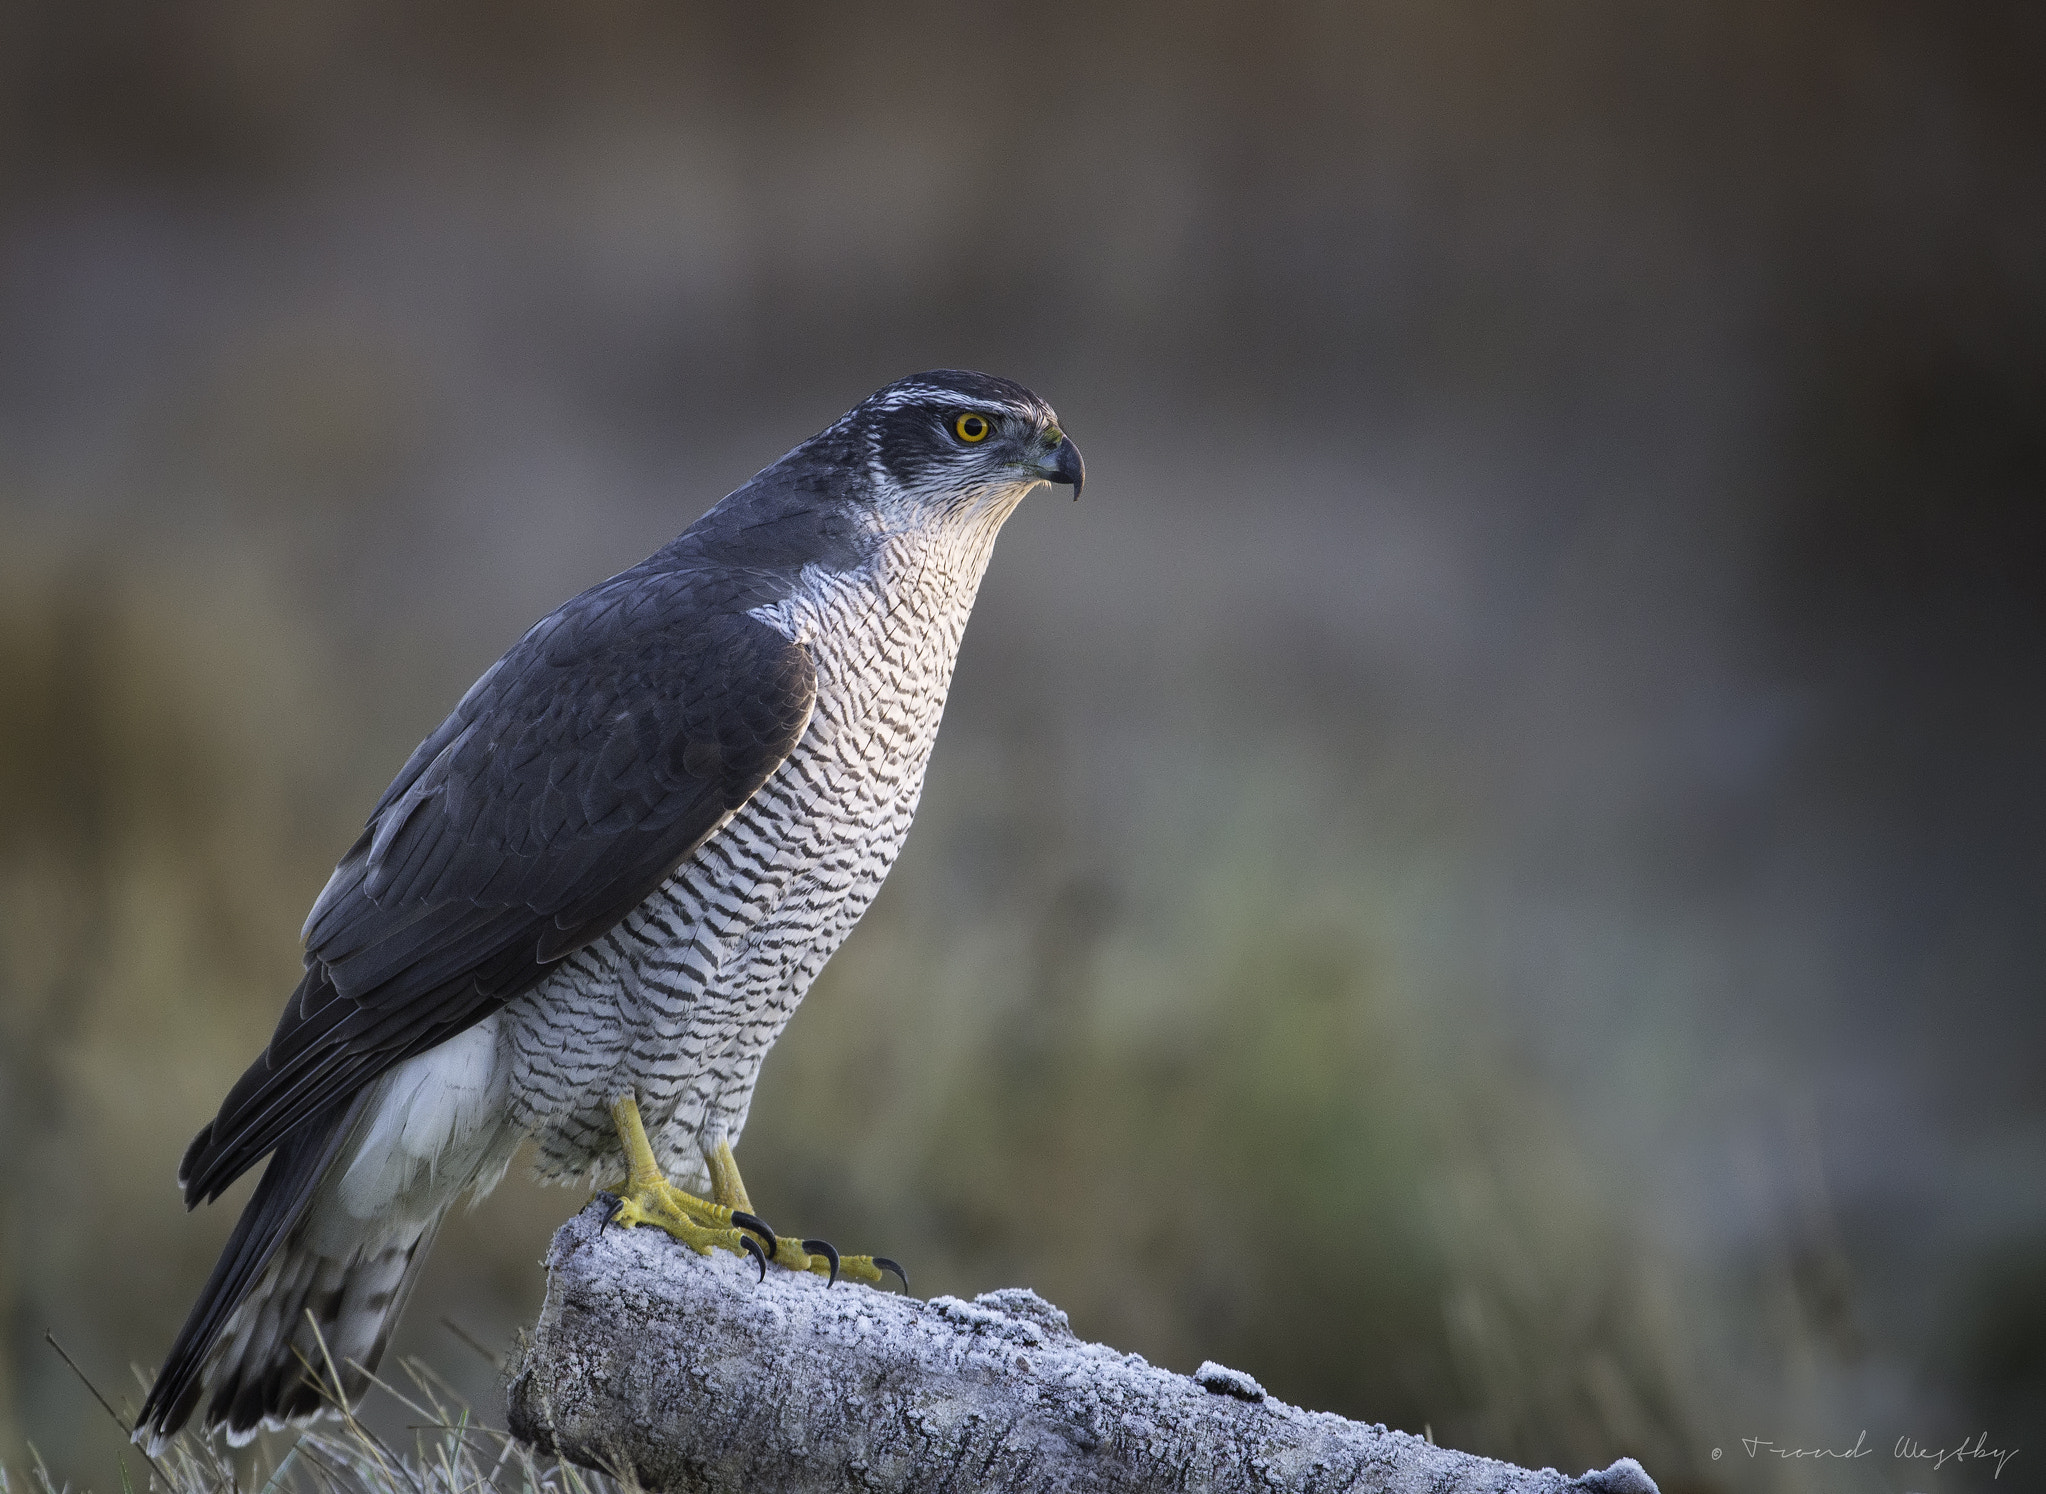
508, 1202, 1659, 1494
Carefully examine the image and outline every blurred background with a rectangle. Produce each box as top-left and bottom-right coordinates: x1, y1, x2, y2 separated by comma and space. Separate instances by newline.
2, 3, 2042, 1491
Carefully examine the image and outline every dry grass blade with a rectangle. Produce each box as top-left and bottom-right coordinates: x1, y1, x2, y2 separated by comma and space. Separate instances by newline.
11, 1346, 622, 1494
41, 1334, 176, 1493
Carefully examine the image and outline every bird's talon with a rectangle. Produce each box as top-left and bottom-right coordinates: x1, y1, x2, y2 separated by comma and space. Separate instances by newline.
802, 1238, 840, 1286
739, 1233, 768, 1282
874, 1257, 909, 1292
732, 1209, 777, 1250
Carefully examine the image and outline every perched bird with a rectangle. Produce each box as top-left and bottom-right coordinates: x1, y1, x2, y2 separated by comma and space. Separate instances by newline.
137, 370, 1083, 1449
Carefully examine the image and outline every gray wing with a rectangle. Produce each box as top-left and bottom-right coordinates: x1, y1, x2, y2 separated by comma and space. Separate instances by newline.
180, 567, 816, 1204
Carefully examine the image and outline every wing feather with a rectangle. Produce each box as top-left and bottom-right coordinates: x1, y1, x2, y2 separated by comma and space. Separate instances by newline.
182, 573, 816, 1205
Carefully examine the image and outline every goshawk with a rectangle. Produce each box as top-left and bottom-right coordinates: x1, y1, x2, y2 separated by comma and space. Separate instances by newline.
137, 370, 1083, 1447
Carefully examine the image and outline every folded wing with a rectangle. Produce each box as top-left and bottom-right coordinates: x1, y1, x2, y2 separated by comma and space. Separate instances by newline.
179, 569, 816, 1205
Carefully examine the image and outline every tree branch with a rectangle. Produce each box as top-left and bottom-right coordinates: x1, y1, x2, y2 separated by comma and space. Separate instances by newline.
508, 1202, 1658, 1494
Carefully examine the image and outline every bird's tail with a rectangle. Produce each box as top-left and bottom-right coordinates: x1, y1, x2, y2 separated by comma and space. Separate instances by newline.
136, 1096, 447, 1452
141, 1018, 513, 1450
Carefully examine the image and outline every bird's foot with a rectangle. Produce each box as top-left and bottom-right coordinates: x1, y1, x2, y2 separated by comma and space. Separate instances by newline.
602, 1177, 777, 1268
602, 1096, 777, 1267
604, 1096, 909, 1289
702, 1132, 908, 1289
758, 1234, 909, 1290
599, 1185, 905, 1289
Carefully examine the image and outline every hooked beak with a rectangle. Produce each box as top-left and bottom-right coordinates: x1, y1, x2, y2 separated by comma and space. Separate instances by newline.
1033, 430, 1085, 501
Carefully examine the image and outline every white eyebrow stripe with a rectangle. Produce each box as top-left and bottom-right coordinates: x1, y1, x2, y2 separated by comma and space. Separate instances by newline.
872, 385, 1044, 422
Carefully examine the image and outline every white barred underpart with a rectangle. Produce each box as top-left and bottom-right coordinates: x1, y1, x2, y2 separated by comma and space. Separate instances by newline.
497, 482, 1021, 1197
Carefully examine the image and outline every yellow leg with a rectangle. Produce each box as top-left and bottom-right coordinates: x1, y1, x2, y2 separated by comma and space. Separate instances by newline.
706, 1136, 755, 1214
700, 1131, 905, 1290
602, 1095, 771, 1264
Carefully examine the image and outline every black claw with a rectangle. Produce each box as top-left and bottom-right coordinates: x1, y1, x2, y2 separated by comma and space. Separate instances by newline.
873, 1257, 909, 1292
598, 1192, 621, 1230
802, 1239, 841, 1287
731, 1210, 778, 1251
739, 1232, 768, 1283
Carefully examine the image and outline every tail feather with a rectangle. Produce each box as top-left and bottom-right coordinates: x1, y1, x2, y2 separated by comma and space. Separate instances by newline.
142, 1017, 512, 1451
140, 1095, 367, 1446
207, 1212, 445, 1443
141, 1143, 449, 1450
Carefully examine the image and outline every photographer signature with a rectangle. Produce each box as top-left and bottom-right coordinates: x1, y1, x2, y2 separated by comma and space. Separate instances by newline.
1716, 1431, 2017, 1479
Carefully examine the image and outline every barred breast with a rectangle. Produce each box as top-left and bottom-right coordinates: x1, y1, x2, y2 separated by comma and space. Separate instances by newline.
498, 508, 1007, 1193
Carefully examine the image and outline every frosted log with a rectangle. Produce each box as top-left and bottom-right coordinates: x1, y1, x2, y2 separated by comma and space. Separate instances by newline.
507, 1202, 1658, 1494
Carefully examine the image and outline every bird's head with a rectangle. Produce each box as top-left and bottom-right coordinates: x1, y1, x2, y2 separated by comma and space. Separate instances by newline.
844, 370, 1084, 528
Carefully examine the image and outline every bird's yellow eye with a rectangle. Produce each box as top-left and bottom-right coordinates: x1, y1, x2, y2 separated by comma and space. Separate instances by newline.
954, 412, 991, 443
